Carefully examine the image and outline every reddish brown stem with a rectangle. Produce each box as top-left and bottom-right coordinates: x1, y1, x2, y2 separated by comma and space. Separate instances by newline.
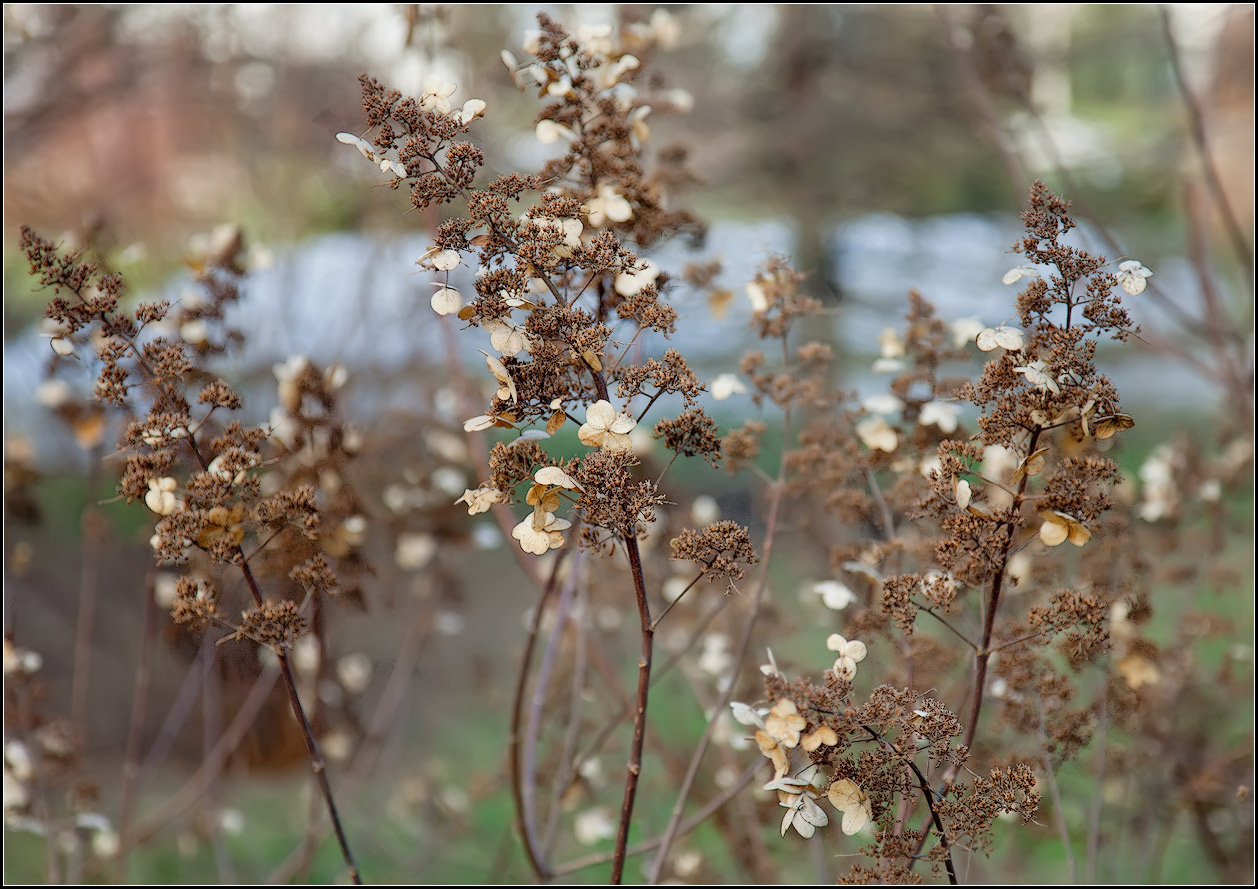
236, 556, 362, 885
508, 550, 565, 881
610, 533, 653, 884
113, 568, 158, 882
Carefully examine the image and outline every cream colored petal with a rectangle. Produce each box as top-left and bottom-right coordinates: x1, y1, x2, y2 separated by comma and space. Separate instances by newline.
1039, 514, 1069, 547
780, 805, 796, 838
841, 803, 870, 835
578, 423, 604, 448
608, 411, 637, 434
585, 400, 616, 428
534, 466, 582, 490
431, 287, 461, 315
993, 327, 1024, 350
828, 778, 861, 811
1066, 519, 1091, 547
601, 430, 633, 452
955, 478, 972, 509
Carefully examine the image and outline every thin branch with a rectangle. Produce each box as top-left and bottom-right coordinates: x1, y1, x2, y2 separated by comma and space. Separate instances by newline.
236, 558, 362, 885
121, 663, 280, 851
113, 567, 159, 882
863, 725, 958, 885
646, 396, 793, 883
1085, 667, 1110, 883
527, 548, 582, 861
986, 627, 1053, 655
912, 601, 979, 649
1034, 692, 1078, 881
1159, 5, 1255, 289
550, 759, 761, 877
565, 594, 731, 798
609, 533, 655, 884
649, 570, 706, 631
542, 586, 591, 856
508, 548, 566, 881
865, 467, 898, 540
69, 446, 104, 746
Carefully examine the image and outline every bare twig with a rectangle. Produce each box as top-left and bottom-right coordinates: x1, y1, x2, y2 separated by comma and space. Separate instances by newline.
1034, 692, 1078, 881
1159, 5, 1254, 289
69, 447, 104, 746
610, 533, 655, 884
551, 759, 760, 878
646, 395, 793, 883
122, 663, 280, 850
114, 568, 159, 882
508, 549, 566, 880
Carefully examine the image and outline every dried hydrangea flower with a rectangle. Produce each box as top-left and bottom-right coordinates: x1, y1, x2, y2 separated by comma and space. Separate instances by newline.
955, 478, 973, 510
800, 725, 838, 752
455, 485, 506, 515
614, 259, 659, 297
1115, 260, 1152, 295
1001, 265, 1041, 285
827, 778, 872, 835
431, 285, 462, 316
814, 579, 857, 611
1014, 359, 1061, 395
919, 400, 960, 433
578, 400, 636, 451
534, 466, 582, 490
511, 510, 572, 555
976, 325, 1025, 352
826, 634, 868, 679
772, 778, 829, 838
763, 699, 806, 749
1038, 510, 1091, 547
710, 373, 748, 401
856, 415, 898, 452
585, 183, 633, 227
144, 477, 181, 516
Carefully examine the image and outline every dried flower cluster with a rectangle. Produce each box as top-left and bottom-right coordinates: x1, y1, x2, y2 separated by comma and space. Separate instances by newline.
20, 224, 365, 882
11, 7, 1250, 885
709, 182, 1177, 882
341, 13, 762, 882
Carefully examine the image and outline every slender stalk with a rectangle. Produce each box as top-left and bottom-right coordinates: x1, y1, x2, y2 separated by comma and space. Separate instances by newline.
201, 645, 235, 884
233, 556, 361, 884
1034, 693, 1078, 882
508, 549, 566, 880
563, 595, 730, 806
69, 446, 103, 746
121, 664, 279, 851
1085, 670, 1110, 883
960, 427, 1041, 755
646, 400, 792, 884
137, 635, 210, 780
551, 759, 760, 877
864, 725, 957, 885
114, 568, 158, 882
649, 570, 706, 631
609, 534, 654, 884
528, 549, 581, 860
912, 427, 1042, 864
1159, 5, 1255, 290
543, 583, 591, 857
346, 597, 433, 788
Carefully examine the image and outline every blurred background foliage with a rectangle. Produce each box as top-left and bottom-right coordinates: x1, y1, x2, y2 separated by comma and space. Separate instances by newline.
3, 4, 1252, 321
3, 4, 1253, 884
